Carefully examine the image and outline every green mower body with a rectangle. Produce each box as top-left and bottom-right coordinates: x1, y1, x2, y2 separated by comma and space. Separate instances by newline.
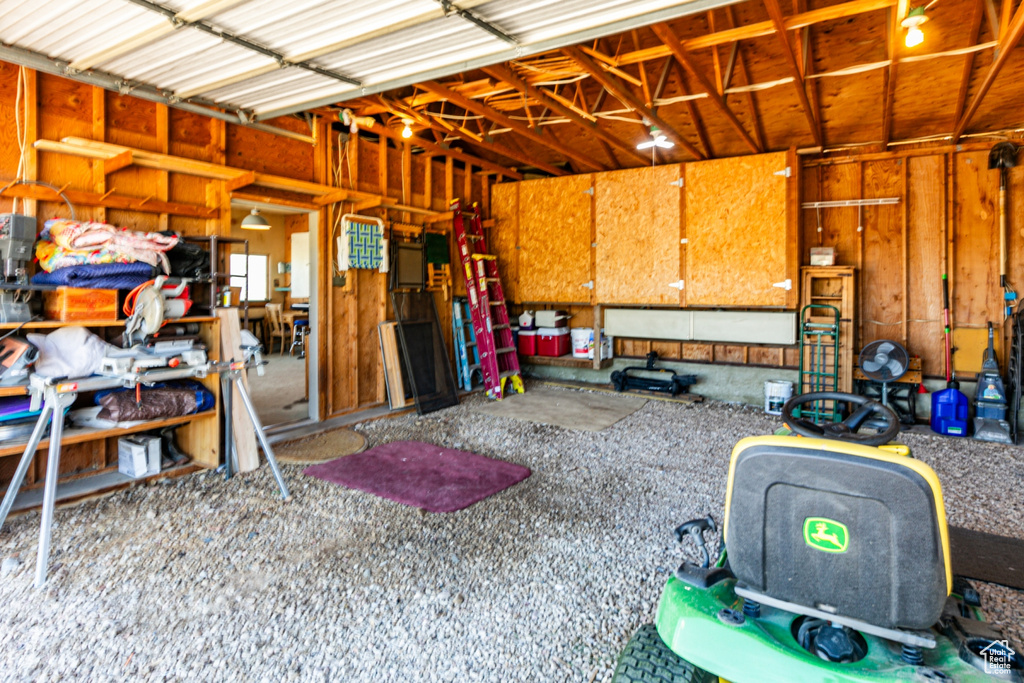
649, 573, 1013, 682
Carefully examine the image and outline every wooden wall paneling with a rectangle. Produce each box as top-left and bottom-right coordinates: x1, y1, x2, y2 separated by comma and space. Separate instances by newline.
907, 155, 947, 376
91, 86, 106, 224
156, 104, 169, 231
23, 69, 37, 217
38, 74, 90, 220
811, 162, 860, 266
490, 182, 519, 304
684, 151, 790, 307
357, 268, 384, 406
315, 117, 332, 418
424, 154, 434, 210
785, 148, 801, 309
953, 151, 1000, 337
179, 317, 221, 468
517, 174, 594, 303
594, 164, 683, 304
445, 157, 454, 204
860, 158, 905, 349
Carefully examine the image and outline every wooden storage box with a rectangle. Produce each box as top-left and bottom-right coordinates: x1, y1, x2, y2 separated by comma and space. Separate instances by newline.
42, 287, 119, 322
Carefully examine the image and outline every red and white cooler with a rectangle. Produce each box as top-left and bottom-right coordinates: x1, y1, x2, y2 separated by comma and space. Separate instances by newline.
517, 329, 537, 356
536, 327, 570, 357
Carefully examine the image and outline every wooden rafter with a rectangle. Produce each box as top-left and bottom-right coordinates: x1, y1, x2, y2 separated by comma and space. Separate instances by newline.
669, 61, 714, 158
418, 80, 608, 172
562, 46, 706, 161
481, 65, 650, 166
724, 5, 766, 152
791, 0, 822, 150
650, 23, 761, 154
604, 0, 898, 66
953, 2, 1024, 140
763, 0, 823, 147
952, 0, 987, 128
378, 96, 566, 176
880, 0, 910, 146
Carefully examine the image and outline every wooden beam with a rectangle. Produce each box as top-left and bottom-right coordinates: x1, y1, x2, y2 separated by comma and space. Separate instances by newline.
102, 150, 134, 176
725, 5, 766, 151
562, 46, 706, 160
369, 113, 531, 179
880, 0, 910, 146
480, 64, 651, 166
224, 170, 256, 192
379, 95, 566, 176
313, 189, 350, 206
614, 0, 898, 66
670, 61, 713, 158
952, 0, 987, 128
418, 79, 609, 172
763, 0, 823, 147
632, 30, 654, 104
0, 180, 216, 218
232, 191, 319, 211
953, 3, 1024, 140
649, 23, 761, 154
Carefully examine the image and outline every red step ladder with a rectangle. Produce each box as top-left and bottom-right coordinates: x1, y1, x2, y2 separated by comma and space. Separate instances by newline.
452, 199, 524, 400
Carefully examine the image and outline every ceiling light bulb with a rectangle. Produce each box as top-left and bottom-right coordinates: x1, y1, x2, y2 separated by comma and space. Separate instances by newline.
905, 25, 924, 47
402, 120, 413, 139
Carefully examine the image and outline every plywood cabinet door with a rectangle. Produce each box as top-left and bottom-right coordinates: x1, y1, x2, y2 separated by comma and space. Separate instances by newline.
489, 182, 519, 303
518, 174, 594, 303
595, 164, 683, 305
684, 150, 797, 308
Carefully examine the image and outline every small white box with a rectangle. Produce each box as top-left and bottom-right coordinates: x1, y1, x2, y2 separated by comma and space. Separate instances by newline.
118, 437, 149, 479
134, 434, 162, 476
810, 247, 836, 266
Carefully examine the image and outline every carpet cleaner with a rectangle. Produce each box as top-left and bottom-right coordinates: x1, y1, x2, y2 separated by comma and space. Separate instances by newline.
931, 275, 969, 436
973, 322, 1013, 444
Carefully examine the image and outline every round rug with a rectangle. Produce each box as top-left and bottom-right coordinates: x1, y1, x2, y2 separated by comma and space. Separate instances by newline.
274, 428, 367, 464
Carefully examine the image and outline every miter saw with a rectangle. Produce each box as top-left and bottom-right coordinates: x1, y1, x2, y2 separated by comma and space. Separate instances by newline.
0, 213, 39, 323
108, 276, 206, 376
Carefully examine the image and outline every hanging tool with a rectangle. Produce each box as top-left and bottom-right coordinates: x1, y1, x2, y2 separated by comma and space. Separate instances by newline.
972, 322, 1013, 444
931, 275, 968, 436
451, 199, 523, 400
988, 142, 1019, 319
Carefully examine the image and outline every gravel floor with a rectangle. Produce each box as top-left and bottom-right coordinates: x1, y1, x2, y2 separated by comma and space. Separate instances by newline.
0, 384, 1021, 682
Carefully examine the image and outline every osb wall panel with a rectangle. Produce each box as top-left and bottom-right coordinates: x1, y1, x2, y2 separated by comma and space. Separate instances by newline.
860, 159, 904, 349
595, 164, 682, 305
685, 151, 790, 307
490, 182, 518, 304
517, 174, 593, 303
907, 155, 946, 377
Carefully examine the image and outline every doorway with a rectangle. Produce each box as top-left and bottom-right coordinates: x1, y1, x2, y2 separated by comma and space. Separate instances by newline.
229, 200, 319, 428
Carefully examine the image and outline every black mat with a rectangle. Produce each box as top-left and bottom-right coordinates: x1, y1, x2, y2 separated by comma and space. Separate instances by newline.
391, 291, 459, 415
949, 526, 1024, 590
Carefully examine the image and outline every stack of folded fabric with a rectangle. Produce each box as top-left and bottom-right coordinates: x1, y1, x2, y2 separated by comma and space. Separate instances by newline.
31, 219, 179, 290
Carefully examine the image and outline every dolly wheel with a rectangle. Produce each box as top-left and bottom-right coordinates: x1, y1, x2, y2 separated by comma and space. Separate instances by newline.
612, 624, 716, 683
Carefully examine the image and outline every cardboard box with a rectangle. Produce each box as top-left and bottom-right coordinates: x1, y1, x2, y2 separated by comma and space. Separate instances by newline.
809, 247, 836, 267
43, 287, 119, 322
117, 437, 149, 479
118, 435, 161, 478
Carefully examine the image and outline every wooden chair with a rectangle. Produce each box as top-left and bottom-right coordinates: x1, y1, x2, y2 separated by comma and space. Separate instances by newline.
265, 303, 292, 355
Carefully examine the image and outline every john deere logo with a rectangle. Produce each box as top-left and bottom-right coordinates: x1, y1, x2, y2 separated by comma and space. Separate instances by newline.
803, 518, 849, 553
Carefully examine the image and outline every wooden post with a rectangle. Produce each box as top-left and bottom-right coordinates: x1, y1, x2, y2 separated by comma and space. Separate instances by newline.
23, 69, 38, 217
424, 155, 434, 211
91, 86, 106, 224
156, 104, 169, 231
445, 157, 454, 204
464, 163, 473, 205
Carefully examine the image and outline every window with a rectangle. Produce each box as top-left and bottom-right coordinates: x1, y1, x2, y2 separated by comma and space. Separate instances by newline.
229, 253, 269, 302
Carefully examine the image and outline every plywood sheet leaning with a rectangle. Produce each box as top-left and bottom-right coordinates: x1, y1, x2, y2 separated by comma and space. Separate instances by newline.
490, 182, 519, 303
518, 174, 594, 303
218, 308, 259, 472
378, 322, 408, 409
595, 164, 682, 304
684, 151, 792, 307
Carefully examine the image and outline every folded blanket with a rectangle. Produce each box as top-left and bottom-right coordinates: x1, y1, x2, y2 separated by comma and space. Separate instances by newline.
31, 262, 156, 290
41, 219, 178, 272
36, 239, 124, 272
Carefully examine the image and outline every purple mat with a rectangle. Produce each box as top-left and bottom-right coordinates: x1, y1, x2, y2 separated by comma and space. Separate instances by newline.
303, 440, 531, 513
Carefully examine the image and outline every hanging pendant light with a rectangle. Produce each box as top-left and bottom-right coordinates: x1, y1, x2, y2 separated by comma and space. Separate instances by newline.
401, 119, 414, 139
241, 208, 270, 230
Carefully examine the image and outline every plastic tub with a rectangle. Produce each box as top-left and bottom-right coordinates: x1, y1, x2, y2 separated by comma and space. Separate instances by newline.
571, 328, 592, 358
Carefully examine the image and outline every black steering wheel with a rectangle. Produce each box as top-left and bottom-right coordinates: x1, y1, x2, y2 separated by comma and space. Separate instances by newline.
781, 392, 900, 447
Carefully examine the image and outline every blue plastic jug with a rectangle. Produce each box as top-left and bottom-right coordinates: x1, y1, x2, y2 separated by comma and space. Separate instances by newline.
931, 386, 969, 437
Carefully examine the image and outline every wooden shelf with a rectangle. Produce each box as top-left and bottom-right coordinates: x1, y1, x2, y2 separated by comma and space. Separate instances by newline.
522, 354, 613, 369
0, 315, 217, 330
0, 409, 217, 458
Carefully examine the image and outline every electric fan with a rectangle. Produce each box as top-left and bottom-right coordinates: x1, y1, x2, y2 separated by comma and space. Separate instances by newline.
858, 339, 909, 427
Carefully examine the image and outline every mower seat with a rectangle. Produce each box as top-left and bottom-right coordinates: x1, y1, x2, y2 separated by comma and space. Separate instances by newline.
724, 435, 952, 631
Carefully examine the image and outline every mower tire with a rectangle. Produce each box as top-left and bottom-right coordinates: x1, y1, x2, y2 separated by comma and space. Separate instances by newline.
611, 623, 715, 683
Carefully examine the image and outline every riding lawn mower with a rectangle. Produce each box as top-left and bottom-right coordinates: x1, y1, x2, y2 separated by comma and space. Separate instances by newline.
612, 391, 1023, 682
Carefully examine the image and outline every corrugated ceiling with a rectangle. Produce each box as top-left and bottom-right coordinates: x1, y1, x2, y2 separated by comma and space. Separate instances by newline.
0, 0, 738, 121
